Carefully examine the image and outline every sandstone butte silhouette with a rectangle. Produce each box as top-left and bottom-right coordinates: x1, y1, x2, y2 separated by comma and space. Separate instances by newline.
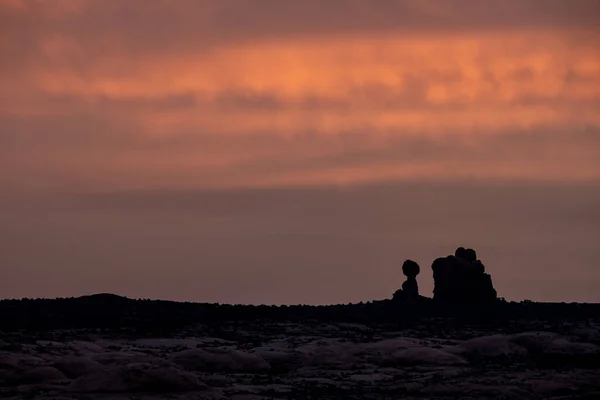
392, 247, 498, 303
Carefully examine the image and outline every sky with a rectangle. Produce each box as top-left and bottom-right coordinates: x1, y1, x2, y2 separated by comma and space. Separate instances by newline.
1, 0, 599, 304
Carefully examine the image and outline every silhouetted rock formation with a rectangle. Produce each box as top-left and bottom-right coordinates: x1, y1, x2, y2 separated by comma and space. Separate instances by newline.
392, 260, 421, 301
402, 260, 420, 298
432, 247, 497, 304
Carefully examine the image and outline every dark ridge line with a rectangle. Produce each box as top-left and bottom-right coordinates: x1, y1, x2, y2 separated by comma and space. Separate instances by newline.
1, 293, 598, 307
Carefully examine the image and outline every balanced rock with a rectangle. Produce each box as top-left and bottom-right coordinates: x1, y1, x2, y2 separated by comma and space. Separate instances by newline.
392, 260, 421, 301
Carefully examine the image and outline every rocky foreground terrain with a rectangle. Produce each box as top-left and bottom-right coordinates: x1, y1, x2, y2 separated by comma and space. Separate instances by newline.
2, 311, 600, 400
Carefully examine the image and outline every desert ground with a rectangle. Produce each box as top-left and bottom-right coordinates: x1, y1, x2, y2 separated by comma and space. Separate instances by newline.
1, 296, 600, 399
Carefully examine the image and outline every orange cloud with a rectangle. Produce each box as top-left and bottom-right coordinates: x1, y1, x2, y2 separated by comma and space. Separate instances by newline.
8, 31, 595, 143
1, 2, 599, 192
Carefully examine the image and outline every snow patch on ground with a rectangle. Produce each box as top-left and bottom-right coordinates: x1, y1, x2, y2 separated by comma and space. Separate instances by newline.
170, 348, 270, 372
69, 363, 207, 393
1, 323, 600, 399
21, 366, 68, 383
54, 356, 104, 378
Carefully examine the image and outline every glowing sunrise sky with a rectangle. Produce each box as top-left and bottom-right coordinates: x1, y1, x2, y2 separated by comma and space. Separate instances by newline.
0, 0, 599, 304
1, 0, 599, 191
